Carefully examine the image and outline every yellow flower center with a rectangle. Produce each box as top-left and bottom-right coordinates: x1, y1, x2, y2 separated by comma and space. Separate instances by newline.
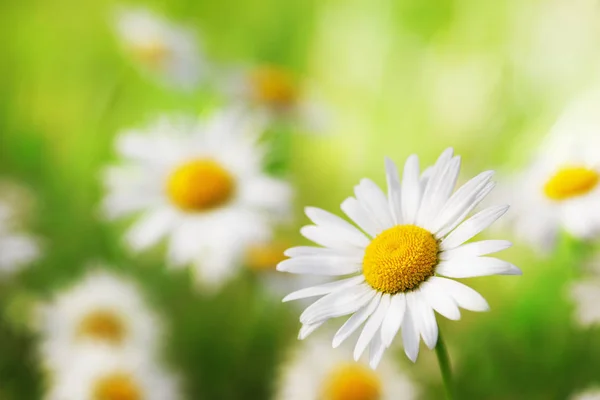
130, 40, 170, 71
77, 310, 126, 344
543, 166, 599, 201
363, 225, 438, 294
249, 66, 298, 108
321, 363, 382, 400
166, 159, 235, 212
93, 373, 142, 400
245, 242, 289, 272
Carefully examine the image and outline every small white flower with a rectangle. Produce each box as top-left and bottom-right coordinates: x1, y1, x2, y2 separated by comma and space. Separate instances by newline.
114, 7, 204, 90
572, 389, 600, 400
222, 64, 331, 134
278, 148, 520, 367
44, 344, 180, 400
275, 336, 417, 400
499, 90, 600, 251
0, 201, 40, 275
37, 269, 162, 370
102, 109, 292, 288
570, 279, 600, 327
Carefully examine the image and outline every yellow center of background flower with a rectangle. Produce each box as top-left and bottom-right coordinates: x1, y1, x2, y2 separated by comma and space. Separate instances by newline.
130, 40, 170, 71
543, 166, 599, 201
321, 363, 382, 400
93, 373, 141, 400
363, 225, 438, 294
245, 241, 288, 272
250, 66, 298, 108
77, 310, 126, 344
166, 159, 235, 212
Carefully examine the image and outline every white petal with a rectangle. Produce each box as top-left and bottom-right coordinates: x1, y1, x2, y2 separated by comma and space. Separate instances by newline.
418, 155, 461, 229
432, 171, 495, 235
125, 208, 175, 251
439, 240, 512, 261
429, 277, 489, 312
298, 322, 324, 340
369, 328, 386, 369
300, 225, 364, 250
276, 256, 362, 276
381, 293, 406, 347
497, 264, 523, 275
409, 291, 438, 350
341, 197, 379, 237
299, 284, 375, 325
284, 246, 364, 259
282, 275, 365, 302
354, 179, 395, 230
333, 293, 382, 348
401, 307, 420, 362
436, 256, 516, 278
401, 155, 421, 224
354, 294, 391, 361
384, 157, 403, 225
441, 205, 510, 250
305, 207, 370, 248
420, 280, 461, 320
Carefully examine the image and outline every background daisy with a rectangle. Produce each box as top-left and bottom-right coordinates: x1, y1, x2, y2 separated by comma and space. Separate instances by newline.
275, 336, 417, 400
102, 109, 292, 288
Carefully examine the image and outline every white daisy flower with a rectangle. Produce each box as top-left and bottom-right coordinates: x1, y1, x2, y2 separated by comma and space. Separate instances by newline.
500, 91, 600, 251
0, 200, 40, 275
45, 344, 180, 400
114, 7, 204, 90
37, 269, 162, 370
570, 279, 600, 327
222, 64, 331, 134
102, 109, 292, 288
278, 148, 520, 367
572, 389, 600, 400
275, 336, 417, 400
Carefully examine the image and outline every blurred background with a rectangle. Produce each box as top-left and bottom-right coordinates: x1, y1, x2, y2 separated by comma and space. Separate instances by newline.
3, 0, 600, 399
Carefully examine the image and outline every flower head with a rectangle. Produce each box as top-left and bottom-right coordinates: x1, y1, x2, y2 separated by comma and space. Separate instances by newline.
499, 90, 600, 251
0, 199, 40, 275
102, 109, 292, 288
114, 7, 204, 90
278, 148, 520, 367
275, 336, 417, 400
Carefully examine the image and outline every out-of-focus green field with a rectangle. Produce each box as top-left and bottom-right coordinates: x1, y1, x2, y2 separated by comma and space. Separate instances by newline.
2, 0, 600, 398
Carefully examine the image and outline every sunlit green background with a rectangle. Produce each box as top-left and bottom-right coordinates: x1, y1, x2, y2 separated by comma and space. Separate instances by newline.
2, 0, 600, 398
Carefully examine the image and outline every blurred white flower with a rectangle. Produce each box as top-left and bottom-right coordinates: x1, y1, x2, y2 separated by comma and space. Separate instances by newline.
114, 7, 204, 90
44, 344, 180, 400
570, 279, 600, 327
0, 201, 40, 275
222, 64, 331, 134
37, 269, 162, 370
572, 389, 600, 400
278, 148, 519, 367
498, 90, 600, 251
102, 109, 292, 288
275, 336, 417, 400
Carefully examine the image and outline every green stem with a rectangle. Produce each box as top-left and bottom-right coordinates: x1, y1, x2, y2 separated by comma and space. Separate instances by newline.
435, 329, 454, 400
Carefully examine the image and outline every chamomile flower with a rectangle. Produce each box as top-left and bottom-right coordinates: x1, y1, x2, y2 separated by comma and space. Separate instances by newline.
223, 64, 330, 134
45, 345, 180, 400
0, 200, 40, 275
572, 389, 600, 400
114, 7, 204, 90
102, 109, 292, 288
500, 91, 600, 251
278, 148, 520, 367
275, 336, 417, 400
37, 269, 162, 370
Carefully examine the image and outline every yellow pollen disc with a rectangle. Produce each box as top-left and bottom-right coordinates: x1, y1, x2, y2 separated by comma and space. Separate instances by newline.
245, 242, 289, 272
166, 159, 235, 212
321, 363, 382, 400
93, 373, 142, 400
77, 310, 126, 344
543, 166, 599, 201
130, 40, 170, 71
363, 225, 439, 294
249, 66, 298, 108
